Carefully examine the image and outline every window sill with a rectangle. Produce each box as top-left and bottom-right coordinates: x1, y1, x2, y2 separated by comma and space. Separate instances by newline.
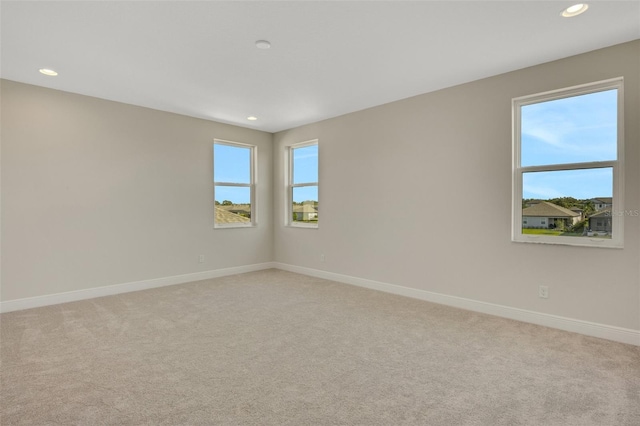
214, 223, 256, 229
512, 235, 622, 249
289, 222, 319, 229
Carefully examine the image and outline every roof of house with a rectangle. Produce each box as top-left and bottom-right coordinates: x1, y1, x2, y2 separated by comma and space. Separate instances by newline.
590, 197, 613, 204
218, 204, 251, 213
589, 209, 612, 219
522, 201, 580, 218
293, 204, 318, 213
215, 207, 250, 224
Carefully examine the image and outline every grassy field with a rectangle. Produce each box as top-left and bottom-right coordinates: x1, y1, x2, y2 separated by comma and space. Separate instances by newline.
523, 229, 560, 236
522, 229, 610, 238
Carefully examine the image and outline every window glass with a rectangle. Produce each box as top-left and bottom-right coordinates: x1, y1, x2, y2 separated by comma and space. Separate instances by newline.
513, 79, 622, 247
289, 141, 319, 227
521, 90, 617, 167
214, 144, 251, 183
522, 168, 612, 238
292, 186, 318, 224
293, 144, 318, 183
215, 186, 251, 207
522, 168, 612, 201
213, 140, 255, 228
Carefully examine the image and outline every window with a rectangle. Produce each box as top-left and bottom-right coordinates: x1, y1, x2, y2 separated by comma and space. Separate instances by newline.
287, 140, 318, 227
512, 78, 623, 248
213, 140, 256, 228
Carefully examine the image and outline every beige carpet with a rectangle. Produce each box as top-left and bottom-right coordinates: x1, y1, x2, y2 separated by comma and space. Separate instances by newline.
1, 269, 639, 425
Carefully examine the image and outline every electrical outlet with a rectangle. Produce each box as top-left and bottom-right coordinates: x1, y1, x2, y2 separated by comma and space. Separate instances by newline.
320, 254, 325, 262
538, 285, 549, 299
199, 255, 204, 263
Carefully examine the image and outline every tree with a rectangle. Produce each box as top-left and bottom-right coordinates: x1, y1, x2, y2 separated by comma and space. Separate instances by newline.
581, 200, 595, 217
569, 218, 588, 234
222, 200, 232, 206
548, 197, 579, 209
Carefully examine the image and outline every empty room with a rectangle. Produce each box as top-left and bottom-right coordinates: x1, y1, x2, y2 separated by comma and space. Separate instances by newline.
1, 1, 639, 425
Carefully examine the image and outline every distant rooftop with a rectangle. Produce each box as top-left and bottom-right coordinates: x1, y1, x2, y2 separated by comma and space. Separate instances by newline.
293, 204, 318, 213
591, 197, 613, 204
522, 201, 580, 218
215, 207, 250, 224
589, 209, 612, 219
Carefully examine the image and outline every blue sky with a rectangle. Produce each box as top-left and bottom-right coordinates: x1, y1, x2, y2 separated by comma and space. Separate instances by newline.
521, 89, 616, 200
214, 144, 250, 183
214, 143, 251, 203
292, 186, 318, 203
292, 145, 318, 184
292, 144, 318, 203
523, 168, 612, 200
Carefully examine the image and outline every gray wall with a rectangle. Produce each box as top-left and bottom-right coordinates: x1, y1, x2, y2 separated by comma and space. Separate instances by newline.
273, 40, 640, 330
2, 41, 638, 333
1, 80, 273, 301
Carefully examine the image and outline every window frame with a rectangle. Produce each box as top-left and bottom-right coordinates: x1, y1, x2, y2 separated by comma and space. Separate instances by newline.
512, 78, 624, 248
287, 139, 319, 228
213, 139, 257, 229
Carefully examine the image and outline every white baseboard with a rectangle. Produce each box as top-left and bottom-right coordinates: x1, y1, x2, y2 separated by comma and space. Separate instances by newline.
274, 262, 640, 347
3, 261, 638, 346
0, 262, 276, 314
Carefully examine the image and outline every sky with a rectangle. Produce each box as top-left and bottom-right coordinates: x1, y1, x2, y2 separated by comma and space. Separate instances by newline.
214, 143, 251, 204
213, 142, 318, 204
521, 88, 616, 200
292, 144, 318, 203
523, 168, 612, 200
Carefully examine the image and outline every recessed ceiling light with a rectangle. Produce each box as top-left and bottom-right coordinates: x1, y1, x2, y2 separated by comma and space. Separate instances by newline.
247, 116, 258, 121
255, 40, 271, 49
39, 68, 58, 76
562, 3, 589, 17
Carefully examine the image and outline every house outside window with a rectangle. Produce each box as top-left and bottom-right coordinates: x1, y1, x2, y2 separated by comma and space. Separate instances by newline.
512, 78, 624, 248
213, 139, 256, 228
287, 140, 318, 228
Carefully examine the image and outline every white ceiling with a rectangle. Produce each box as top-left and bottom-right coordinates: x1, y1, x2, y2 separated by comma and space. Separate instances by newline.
2, 1, 639, 133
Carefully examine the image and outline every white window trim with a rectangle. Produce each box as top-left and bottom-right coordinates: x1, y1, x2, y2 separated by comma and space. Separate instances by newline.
512, 77, 624, 248
287, 139, 319, 228
214, 139, 257, 229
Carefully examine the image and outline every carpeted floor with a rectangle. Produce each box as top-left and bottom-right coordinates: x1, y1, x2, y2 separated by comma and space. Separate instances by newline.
1, 269, 639, 425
